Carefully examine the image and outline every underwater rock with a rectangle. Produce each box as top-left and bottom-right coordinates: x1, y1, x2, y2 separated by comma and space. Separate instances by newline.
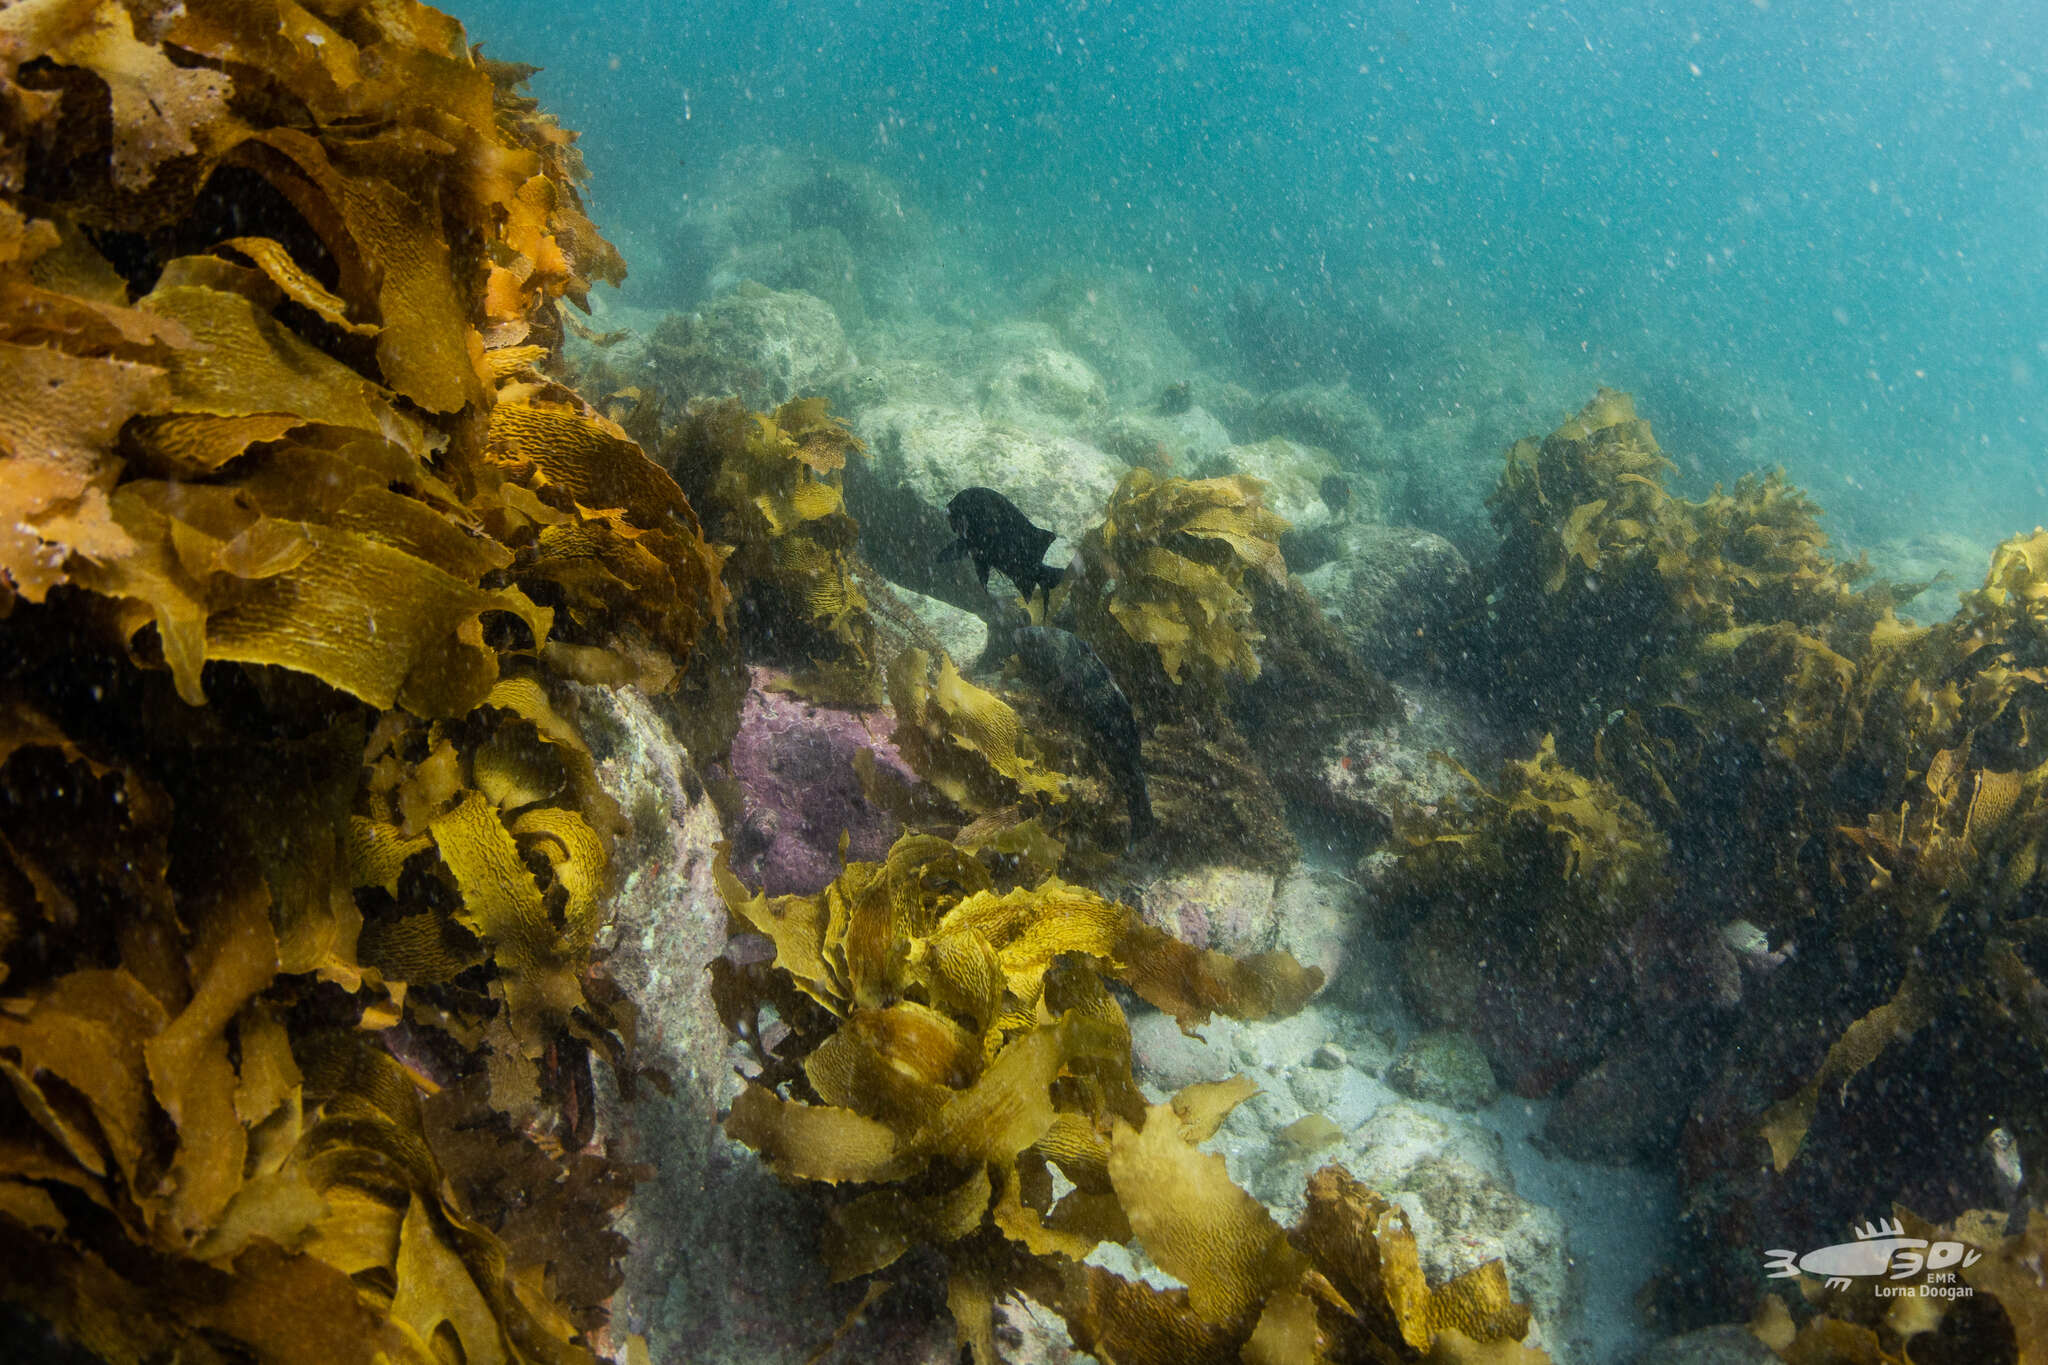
1305, 680, 1511, 845
1032, 270, 1199, 398
1125, 867, 1356, 1013
1242, 382, 1391, 471
1540, 1025, 1720, 1165
1859, 528, 1990, 619
650, 282, 857, 410
888, 582, 989, 665
853, 401, 1128, 551
1130, 864, 1285, 958
980, 343, 1109, 427
1387, 1030, 1502, 1111
1268, 864, 1364, 986
726, 668, 919, 895
1334, 1103, 1575, 1354
842, 452, 1008, 629
712, 225, 866, 325
1386, 411, 1518, 553
575, 685, 955, 1365
670, 146, 932, 298
836, 324, 979, 411
1395, 914, 1638, 1100
1631, 1325, 1780, 1364
1300, 524, 1474, 671
1087, 403, 1237, 477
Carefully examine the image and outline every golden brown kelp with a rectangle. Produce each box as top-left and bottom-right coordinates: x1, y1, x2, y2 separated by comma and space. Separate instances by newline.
660, 394, 880, 700
1465, 390, 1921, 924
1387, 735, 1672, 970
1064, 469, 1290, 717
1478, 390, 1897, 760
1442, 393, 2048, 1331
713, 833, 1546, 1364
0, 1, 719, 1356
886, 645, 1071, 821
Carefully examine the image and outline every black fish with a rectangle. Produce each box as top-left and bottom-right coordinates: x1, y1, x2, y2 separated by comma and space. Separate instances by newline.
1011, 625, 1155, 844
939, 487, 1064, 602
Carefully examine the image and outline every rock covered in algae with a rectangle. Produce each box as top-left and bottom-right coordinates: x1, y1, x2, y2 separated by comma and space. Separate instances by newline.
1387, 1030, 1502, 1112
726, 668, 920, 895
651, 281, 858, 410
1300, 523, 1475, 671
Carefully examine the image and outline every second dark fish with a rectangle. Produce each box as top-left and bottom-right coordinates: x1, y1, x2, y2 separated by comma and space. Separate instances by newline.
938, 486, 1065, 602
1010, 624, 1155, 845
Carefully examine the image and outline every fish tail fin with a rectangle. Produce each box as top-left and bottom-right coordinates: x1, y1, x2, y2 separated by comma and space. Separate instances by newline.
1026, 561, 1067, 601
1762, 1250, 1800, 1278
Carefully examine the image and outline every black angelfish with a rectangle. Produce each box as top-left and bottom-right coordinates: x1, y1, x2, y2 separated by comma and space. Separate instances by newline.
1011, 625, 1155, 844
939, 487, 1064, 602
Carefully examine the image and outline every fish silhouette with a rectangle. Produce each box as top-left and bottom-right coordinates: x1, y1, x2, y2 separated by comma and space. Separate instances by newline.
1763, 1217, 1980, 1291
939, 487, 1064, 603
1011, 624, 1154, 845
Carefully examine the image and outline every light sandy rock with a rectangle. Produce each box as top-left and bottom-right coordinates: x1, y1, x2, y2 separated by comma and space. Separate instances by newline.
896, 586, 988, 664
981, 344, 1108, 427
649, 282, 855, 411
853, 401, 1128, 551
1088, 404, 1236, 474
1033, 271, 1198, 399
1336, 1103, 1575, 1352
1270, 864, 1364, 987
1299, 523, 1472, 670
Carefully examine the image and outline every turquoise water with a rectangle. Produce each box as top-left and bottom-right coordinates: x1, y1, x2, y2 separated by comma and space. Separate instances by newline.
467, 0, 2048, 552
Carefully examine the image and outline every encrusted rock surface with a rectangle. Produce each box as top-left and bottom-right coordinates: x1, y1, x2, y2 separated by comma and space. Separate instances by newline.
1387, 1029, 1502, 1111
1300, 523, 1473, 670
725, 668, 917, 895
576, 684, 954, 1365
1296, 679, 1508, 844
1125, 862, 1361, 984
650, 282, 857, 410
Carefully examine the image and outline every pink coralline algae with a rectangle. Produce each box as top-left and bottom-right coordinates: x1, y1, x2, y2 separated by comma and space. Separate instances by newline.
726, 668, 920, 894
